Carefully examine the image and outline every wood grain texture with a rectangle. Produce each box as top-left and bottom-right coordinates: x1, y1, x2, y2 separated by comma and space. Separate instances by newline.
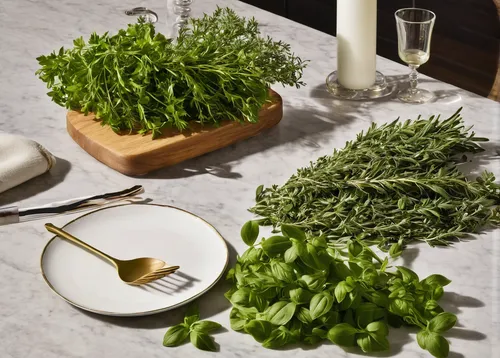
488, 0, 500, 101
67, 90, 283, 176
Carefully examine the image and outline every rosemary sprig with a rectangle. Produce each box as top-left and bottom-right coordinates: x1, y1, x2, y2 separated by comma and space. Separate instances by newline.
35, 7, 306, 137
250, 108, 500, 248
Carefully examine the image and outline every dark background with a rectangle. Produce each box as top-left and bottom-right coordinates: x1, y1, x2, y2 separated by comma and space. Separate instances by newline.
241, 0, 500, 99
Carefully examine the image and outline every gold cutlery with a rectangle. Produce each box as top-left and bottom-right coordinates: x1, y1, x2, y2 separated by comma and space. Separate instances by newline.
44, 223, 179, 285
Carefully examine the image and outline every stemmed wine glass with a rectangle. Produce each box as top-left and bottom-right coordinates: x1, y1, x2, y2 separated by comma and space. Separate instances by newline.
395, 8, 436, 103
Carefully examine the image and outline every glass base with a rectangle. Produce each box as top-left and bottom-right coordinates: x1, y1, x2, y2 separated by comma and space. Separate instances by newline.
326, 71, 395, 100
397, 88, 434, 104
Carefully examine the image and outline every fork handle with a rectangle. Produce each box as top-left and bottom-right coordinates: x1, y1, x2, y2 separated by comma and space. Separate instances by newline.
45, 223, 119, 268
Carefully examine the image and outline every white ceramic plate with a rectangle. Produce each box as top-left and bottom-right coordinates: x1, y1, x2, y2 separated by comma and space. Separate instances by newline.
40, 204, 229, 316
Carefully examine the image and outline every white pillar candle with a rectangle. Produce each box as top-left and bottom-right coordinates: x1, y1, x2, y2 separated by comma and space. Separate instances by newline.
336, 0, 378, 89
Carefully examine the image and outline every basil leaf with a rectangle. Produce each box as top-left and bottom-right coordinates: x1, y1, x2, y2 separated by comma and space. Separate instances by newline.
433, 286, 445, 300
299, 243, 326, 270
230, 288, 251, 307
184, 303, 200, 326
425, 300, 440, 311
364, 290, 389, 308
334, 280, 354, 303
191, 320, 221, 333
422, 274, 452, 288
311, 236, 327, 248
239, 247, 263, 264
230, 307, 250, 331
265, 301, 296, 326
428, 312, 457, 333
300, 272, 327, 292
262, 326, 295, 349
312, 327, 327, 339
189, 331, 217, 352
241, 220, 260, 246
343, 309, 356, 326
271, 261, 295, 282
347, 289, 362, 310
309, 292, 334, 320
369, 332, 390, 350
389, 239, 404, 258
296, 307, 313, 325
348, 240, 363, 257
416, 330, 429, 349
327, 323, 358, 347
289, 318, 304, 340
244, 320, 273, 343
425, 332, 450, 358
289, 287, 314, 305
366, 321, 389, 336
388, 298, 411, 316
262, 326, 295, 348
163, 324, 189, 347
333, 262, 353, 280
284, 244, 299, 263
396, 266, 419, 283
355, 303, 386, 328
281, 224, 306, 241
357, 333, 389, 352
319, 310, 340, 328
304, 334, 322, 345
348, 262, 363, 277
230, 288, 268, 311
378, 257, 388, 272
255, 184, 264, 200
261, 236, 292, 257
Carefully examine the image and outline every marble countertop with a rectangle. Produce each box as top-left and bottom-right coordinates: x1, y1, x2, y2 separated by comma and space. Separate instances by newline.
0, 0, 499, 357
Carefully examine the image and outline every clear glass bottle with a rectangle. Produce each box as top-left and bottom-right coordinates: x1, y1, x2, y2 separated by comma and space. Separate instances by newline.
167, 0, 193, 39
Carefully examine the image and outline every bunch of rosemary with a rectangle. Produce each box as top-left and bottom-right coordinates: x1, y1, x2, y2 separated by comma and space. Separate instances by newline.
250, 109, 500, 248
36, 7, 306, 137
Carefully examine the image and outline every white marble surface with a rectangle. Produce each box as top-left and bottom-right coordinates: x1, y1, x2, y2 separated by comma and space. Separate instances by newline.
0, 0, 499, 357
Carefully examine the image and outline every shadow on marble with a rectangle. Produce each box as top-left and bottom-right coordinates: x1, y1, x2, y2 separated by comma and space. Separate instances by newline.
143, 103, 355, 180
439, 291, 485, 317
398, 242, 422, 268
446, 328, 487, 341
139, 271, 200, 296
74, 239, 238, 329
455, 141, 500, 180
448, 352, 465, 358
0, 156, 71, 206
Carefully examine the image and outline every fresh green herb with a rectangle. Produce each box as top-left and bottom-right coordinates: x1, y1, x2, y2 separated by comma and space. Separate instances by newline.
250, 109, 500, 248
163, 303, 221, 351
226, 223, 457, 357
36, 7, 306, 137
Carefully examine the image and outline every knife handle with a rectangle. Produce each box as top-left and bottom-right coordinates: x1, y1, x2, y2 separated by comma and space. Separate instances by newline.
0, 206, 19, 225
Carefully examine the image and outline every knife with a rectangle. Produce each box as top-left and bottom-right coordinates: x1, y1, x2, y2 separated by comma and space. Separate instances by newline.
0, 185, 144, 225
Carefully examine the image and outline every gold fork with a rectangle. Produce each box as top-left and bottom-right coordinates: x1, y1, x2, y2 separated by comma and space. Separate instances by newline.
45, 223, 179, 285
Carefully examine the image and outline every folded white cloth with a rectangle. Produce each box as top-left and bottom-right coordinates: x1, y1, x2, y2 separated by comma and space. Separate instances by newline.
0, 133, 56, 194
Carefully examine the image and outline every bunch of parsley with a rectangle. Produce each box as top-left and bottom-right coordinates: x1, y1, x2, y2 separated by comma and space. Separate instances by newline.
36, 7, 306, 137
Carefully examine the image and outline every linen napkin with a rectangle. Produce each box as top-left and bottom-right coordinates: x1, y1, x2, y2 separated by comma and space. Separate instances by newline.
0, 132, 56, 194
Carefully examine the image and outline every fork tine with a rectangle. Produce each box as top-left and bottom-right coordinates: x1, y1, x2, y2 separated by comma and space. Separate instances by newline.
131, 266, 180, 285
140, 269, 178, 281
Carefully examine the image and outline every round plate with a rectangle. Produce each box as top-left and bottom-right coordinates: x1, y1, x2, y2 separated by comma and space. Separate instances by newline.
40, 204, 229, 316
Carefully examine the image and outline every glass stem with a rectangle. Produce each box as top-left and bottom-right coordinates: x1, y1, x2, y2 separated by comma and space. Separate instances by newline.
409, 64, 419, 94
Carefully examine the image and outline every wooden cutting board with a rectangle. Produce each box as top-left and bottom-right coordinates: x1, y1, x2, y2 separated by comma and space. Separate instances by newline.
67, 90, 283, 176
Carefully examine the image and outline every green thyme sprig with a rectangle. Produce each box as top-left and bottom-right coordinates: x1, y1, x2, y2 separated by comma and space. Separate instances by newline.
250, 108, 500, 248
36, 7, 307, 137
226, 223, 456, 357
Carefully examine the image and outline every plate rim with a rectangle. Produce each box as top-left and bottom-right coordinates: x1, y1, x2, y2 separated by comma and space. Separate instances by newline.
40, 203, 229, 317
